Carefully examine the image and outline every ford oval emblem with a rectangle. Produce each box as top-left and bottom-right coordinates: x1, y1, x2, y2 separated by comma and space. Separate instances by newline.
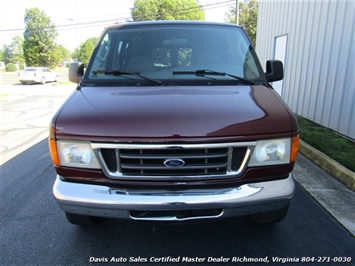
164, 159, 185, 168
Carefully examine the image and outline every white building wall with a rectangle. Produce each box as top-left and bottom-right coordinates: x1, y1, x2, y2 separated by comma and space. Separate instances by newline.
256, 0, 354, 139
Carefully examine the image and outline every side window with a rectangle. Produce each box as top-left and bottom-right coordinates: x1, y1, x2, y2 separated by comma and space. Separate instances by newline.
113, 41, 129, 70
243, 49, 259, 79
91, 34, 110, 71
239, 40, 259, 79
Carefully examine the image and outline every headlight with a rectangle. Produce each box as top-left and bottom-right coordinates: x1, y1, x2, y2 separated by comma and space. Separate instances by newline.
248, 138, 291, 166
56, 140, 100, 169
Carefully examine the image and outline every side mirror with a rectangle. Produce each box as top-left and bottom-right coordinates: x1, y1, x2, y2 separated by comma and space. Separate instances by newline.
265, 60, 283, 82
68, 62, 84, 83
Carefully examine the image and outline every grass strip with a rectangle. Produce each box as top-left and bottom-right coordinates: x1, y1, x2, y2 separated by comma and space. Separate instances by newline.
297, 115, 355, 172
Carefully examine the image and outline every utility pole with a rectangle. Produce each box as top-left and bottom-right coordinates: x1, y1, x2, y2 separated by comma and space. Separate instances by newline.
235, 0, 239, 25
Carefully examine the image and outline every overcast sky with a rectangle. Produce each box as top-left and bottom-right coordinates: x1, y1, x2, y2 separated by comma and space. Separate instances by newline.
0, 0, 234, 52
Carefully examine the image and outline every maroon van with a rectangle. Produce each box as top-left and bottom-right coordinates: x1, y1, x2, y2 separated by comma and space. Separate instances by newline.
49, 21, 299, 226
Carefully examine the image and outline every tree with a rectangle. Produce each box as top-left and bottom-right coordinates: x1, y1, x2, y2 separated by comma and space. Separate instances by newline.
226, 0, 258, 47
1, 44, 10, 64
23, 8, 59, 68
71, 48, 79, 61
57, 45, 71, 61
131, 0, 205, 21
0, 45, 4, 62
1, 36, 25, 65
76, 37, 99, 66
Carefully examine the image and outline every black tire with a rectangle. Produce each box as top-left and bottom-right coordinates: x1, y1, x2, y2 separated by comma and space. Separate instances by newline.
250, 203, 289, 224
65, 212, 101, 226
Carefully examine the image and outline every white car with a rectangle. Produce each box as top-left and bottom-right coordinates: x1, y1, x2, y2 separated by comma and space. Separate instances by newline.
18, 67, 59, 85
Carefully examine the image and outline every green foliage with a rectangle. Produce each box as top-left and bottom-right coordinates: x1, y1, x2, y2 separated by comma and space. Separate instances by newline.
23, 8, 59, 68
71, 48, 79, 61
131, 0, 205, 21
226, 0, 258, 47
0, 46, 4, 62
57, 45, 71, 61
0, 45, 7, 63
75, 37, 99, 66
5, 63, 17, 72
1, 36, 25, 65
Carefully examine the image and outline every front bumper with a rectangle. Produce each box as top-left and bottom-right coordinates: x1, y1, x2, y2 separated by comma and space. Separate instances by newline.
53, 174, 295, 221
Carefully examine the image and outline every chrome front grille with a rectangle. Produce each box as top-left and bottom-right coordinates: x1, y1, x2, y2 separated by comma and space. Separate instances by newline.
92, 143, 254, 180
120, 147, 229, 176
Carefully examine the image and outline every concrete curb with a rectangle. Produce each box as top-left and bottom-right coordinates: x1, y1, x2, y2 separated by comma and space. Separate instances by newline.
299, 139, 355, 191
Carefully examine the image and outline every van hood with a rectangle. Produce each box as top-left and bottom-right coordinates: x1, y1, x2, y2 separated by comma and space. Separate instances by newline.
54, 85, 295, 139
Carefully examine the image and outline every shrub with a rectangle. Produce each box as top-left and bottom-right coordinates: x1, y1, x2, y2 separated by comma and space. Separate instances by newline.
5, 63, 17, 72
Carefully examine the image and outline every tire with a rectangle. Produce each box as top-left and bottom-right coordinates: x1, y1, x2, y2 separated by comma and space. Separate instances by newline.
20, 81, 27, 85
65, 212, 101, 226
41, 77, 46, 84
250, 203, 289, 224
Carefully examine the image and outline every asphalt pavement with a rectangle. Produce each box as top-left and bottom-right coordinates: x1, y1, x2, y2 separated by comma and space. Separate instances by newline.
293, 154, 355, 236
0, 83, 74, 164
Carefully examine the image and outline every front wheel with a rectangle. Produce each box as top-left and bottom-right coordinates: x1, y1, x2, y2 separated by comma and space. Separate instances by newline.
250, 203, 289, 224
65, 212, 101, 226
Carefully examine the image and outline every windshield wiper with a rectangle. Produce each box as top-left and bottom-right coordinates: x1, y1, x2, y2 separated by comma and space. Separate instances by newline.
172, 69, 255, 85
92, 70, 163, 85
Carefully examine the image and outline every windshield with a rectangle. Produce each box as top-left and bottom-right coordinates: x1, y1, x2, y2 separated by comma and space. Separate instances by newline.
85, 23, 264, 86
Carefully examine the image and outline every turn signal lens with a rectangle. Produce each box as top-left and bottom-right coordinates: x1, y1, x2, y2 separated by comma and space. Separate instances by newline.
49, 138, 60, 166
290, 135, 299, 163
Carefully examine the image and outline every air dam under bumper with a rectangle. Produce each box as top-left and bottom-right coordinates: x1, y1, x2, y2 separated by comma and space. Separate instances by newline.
53, 174, 295, 221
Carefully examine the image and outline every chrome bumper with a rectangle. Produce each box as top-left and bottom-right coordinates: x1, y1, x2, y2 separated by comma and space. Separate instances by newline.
53, 174, 295, 221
